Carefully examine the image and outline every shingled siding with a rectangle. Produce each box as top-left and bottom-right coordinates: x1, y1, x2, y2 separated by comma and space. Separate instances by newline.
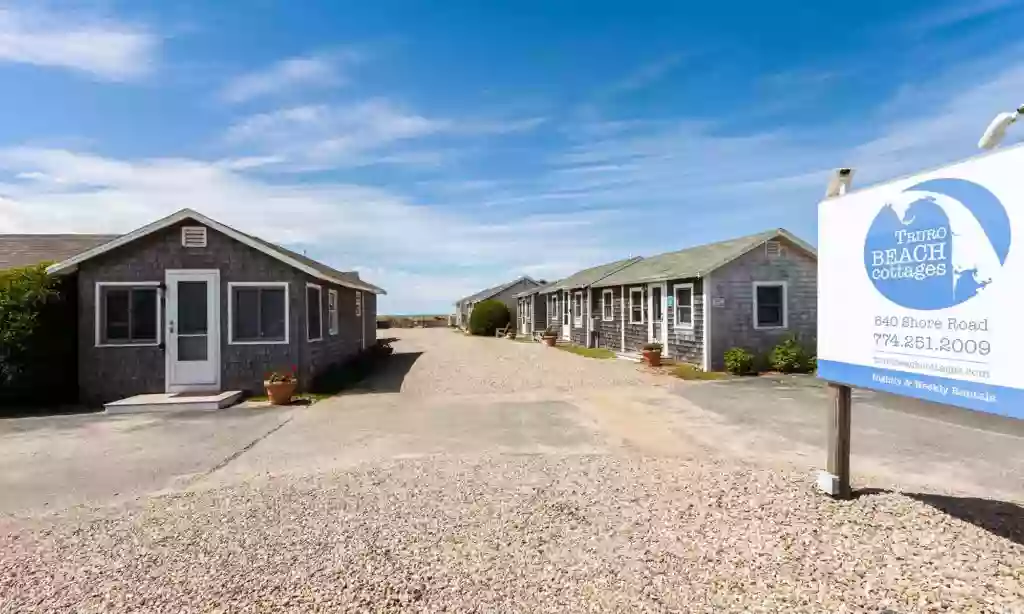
362, 291, 378, 348
706, 238, 817, 370
302, 280, 364, 390
665, 278, 704, 365
593, 287, 623, 351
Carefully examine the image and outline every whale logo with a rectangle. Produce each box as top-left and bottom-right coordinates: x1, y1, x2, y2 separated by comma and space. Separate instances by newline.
863, 178, 1011, 310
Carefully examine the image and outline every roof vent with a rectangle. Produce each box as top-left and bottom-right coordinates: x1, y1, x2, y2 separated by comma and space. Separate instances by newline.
765, 240, 782, 259
181, 226, 207, 248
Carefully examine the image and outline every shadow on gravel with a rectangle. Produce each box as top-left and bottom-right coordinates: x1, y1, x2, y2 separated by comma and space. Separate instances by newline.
908, 493, 1024, 546
346, 351, 423, 394
852, 488, 1024, 546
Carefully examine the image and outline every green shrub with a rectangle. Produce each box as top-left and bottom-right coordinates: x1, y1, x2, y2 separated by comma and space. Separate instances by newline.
468, 299, 510, 336
723, 347, 756, 375
769, 337, 815, 373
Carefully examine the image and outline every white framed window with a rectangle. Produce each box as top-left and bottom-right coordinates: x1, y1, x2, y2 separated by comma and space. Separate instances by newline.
355, 291, 362, 317
328, 288, 339, 335
95, 282, 161, 347
674, 283, 695, 329
629, 287, 644, 324
601, 289, 614, 321
306, 283, 323, 341
573, 290, 583, 324
228, 282, 289, 345
753, 281, 788, 329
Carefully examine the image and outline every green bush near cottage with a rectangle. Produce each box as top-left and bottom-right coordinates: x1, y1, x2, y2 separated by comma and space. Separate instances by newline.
769, 337, 816, 374
468, 299, 510, 336
723, 347, 756, 375
0, 263, 77, 408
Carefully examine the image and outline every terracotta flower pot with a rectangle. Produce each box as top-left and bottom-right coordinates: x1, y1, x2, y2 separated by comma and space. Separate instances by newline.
264, 380, 297, 405
542, 335, 557, 347
642, 349, 662, 367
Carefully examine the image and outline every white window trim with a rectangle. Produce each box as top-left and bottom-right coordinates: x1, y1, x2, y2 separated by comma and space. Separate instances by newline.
628, 287, 645, 324
94, 281, 162, 348
601, 289, 614, 321
673, 283, 695, 330
306, 282, 323, 342
328, 288, 339, 335
573, 290, 583, 325
227, 282, 290, 345
752, 281, 788, 330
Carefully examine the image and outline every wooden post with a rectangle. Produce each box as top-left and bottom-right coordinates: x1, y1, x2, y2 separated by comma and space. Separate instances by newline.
823, 383, 852, 498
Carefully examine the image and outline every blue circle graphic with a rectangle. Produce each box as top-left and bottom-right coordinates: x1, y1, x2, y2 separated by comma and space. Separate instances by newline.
862, 178, 1011, 310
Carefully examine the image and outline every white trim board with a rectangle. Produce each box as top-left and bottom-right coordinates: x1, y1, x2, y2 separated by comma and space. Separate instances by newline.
226, 281, 290, 345
45, 208, 385, 295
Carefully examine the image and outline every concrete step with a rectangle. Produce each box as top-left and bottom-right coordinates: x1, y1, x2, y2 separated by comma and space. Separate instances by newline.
104, 390, 243, 414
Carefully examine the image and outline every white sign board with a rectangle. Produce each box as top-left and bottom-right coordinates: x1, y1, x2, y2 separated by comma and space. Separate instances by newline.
818, 145, 1023, 419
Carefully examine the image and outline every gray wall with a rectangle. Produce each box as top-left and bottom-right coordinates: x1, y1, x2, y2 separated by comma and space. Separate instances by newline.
77, 219, 376, 404
594, 287, 623, 351
665, 278, 704, 365
707, 238, 817, 370
490, 278, 540, 324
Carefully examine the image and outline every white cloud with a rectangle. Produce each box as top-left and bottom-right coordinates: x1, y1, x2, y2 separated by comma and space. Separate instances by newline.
0, 6, 156, 80
223, 99, 544, 170
220, 52, 353, 104
0, 147, 623, 313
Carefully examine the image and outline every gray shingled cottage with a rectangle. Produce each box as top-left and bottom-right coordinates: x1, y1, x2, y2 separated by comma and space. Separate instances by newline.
43, 208, 385, 408
454, 276, 539, 329
533, 258, 642, 344
589, 229, 817, 370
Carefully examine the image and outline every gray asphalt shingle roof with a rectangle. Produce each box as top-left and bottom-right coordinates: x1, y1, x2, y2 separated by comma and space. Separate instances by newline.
595, 228, 815, 287
0, 234, 119, 270
538, 257, 642, 293
456, 276, 538, 305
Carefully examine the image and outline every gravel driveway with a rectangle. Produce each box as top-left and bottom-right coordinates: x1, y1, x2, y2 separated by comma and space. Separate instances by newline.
2, 328, 1022, 612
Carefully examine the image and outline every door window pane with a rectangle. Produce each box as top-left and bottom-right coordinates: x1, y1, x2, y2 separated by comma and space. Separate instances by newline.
652, 287, 663, 321
177, 335, 208, 361
177, 281, 208, 335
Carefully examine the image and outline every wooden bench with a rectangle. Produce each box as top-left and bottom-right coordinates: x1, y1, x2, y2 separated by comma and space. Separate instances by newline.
495, 325, 510, 337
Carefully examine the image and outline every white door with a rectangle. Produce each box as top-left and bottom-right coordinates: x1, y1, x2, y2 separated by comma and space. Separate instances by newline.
647, 282, 668, 349
166, 269, 220, 392
561, 291, 571, 339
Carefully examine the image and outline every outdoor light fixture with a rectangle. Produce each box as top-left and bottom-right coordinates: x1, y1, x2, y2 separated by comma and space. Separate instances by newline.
978, 104, 1024, 150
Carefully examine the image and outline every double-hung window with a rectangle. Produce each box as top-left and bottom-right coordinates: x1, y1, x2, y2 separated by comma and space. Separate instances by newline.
229, 283, 288, 344
753, 281, 787, 329
306, 283, 323, 341
96, 283, 160, 346
629, 287, 644, 324
328, 289, 339, 335
674, 283, 694, 329
601, 289, 614, 321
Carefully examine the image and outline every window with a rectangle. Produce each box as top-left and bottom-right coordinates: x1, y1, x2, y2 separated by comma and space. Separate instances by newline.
328, 289, 339, 335
355, 291, 362, 317
753, 281, 787, 329
96, 283, 159, 346
306, 283, 323, 341
652, 286, 663, 322
229, 283, 288, 344
674, 283, 694, 329
563, 291, 570, 325
573, 291, 583, 324
601, 289, 613, 321
629, 288, 644, 324
550, 295, 557, 321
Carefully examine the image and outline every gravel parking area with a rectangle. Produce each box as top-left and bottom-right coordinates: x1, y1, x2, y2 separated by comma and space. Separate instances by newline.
3, 456, 1021, 613
378, 328, 658, 396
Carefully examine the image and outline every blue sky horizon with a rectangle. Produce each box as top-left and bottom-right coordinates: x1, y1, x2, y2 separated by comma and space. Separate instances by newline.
2, 1, 1024, 313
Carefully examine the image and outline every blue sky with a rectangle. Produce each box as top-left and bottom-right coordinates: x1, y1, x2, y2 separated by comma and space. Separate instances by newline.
2, 1, 1024, 313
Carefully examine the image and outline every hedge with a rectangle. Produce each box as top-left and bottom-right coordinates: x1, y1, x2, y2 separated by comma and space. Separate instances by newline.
468, 299, 510, 336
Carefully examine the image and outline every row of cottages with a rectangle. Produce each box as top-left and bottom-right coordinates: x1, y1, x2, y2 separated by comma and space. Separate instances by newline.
516, 229, 817, 370
454, 276, 540, 329
6, 208, 385, 409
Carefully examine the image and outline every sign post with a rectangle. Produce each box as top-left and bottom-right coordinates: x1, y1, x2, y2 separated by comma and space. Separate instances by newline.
817, 146, 1024, 497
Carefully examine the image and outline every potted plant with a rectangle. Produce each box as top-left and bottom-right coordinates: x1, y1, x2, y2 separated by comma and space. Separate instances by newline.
541, 326, 558, 347
264, 368, 297, 405
641, 342, 663, 367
